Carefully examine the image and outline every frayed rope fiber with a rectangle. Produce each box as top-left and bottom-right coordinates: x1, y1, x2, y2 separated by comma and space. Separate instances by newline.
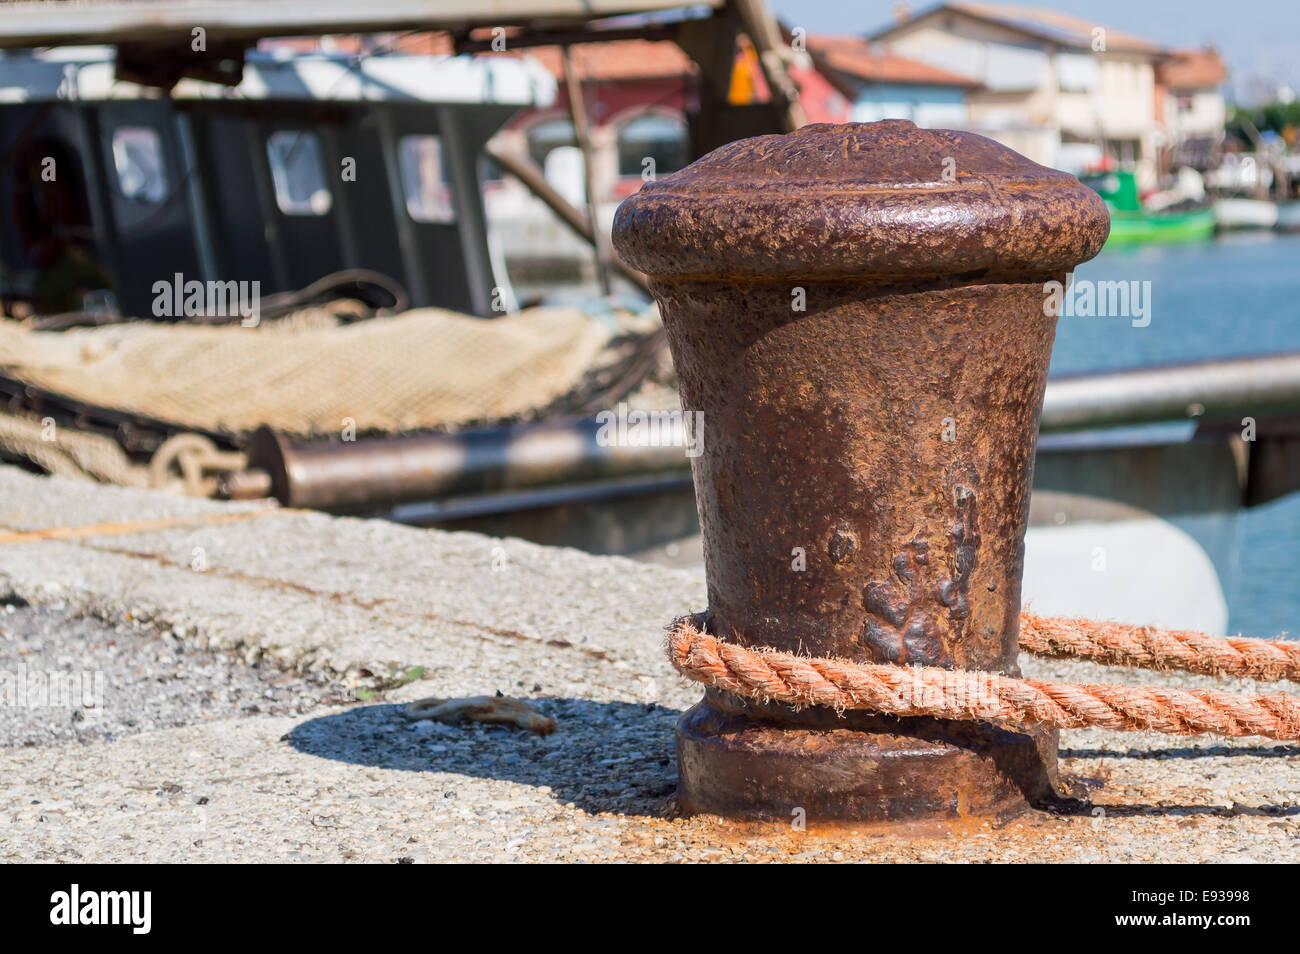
666, 613, 1300, 741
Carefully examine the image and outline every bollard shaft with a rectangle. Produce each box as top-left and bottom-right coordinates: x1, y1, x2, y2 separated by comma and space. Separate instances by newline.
613, 120, 1110, 822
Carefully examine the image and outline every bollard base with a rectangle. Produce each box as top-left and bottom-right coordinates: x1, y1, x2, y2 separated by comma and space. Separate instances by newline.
675, 694, 1059, 824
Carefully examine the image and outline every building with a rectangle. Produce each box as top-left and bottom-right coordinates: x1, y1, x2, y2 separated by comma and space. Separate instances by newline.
873, 2, 1165, 185
1157, 47, 1229, 172
471, 36, 851, 292
806, 33, 977, 128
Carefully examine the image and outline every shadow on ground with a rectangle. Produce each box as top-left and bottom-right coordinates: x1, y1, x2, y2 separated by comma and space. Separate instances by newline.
288, 697, 682, 816
1061, 745, 1300, 761
289, 700, 1300, 821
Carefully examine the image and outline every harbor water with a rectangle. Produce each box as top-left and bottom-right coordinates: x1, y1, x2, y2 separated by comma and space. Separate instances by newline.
1055, 231, 1300, 637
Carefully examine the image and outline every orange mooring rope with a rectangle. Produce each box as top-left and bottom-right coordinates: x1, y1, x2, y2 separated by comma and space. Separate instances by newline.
666, 613, 1300, 741
1018, 613, 1300, 683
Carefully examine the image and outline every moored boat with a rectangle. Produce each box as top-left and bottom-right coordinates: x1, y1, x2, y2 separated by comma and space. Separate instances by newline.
1082, 169, 1215, 246
1212, 197, 1280, 229
1105, 207, 1217, 244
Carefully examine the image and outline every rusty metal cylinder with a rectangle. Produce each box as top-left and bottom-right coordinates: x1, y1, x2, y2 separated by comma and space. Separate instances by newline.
613, 120, 1109, 822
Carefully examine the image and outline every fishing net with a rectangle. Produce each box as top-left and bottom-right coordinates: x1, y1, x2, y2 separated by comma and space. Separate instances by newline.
0, 408, 149, 486
0, 306, 612, 438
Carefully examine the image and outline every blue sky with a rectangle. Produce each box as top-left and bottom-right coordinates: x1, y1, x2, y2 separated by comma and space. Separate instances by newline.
766, 0, 1300, 104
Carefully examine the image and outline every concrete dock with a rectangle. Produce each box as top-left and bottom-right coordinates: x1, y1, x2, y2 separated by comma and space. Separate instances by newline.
0, 465, 1296, 862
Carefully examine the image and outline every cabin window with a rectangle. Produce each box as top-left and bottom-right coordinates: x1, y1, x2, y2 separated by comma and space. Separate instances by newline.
111, 127, 168, 204
616, 113, 687, 178
266, 131, 333, 216
397, 135, 455, 223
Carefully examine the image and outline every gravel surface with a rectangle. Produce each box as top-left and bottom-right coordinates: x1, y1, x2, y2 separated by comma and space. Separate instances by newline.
1, 466, 1299, 862
0, 598, 348, 748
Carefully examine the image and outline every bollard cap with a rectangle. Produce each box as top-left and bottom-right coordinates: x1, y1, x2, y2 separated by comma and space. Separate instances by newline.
612, 120, 1110, 281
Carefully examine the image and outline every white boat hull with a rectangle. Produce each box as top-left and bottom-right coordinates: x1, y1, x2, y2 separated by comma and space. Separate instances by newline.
1022, 519, 1229, 635
1213, 198, 1279, 229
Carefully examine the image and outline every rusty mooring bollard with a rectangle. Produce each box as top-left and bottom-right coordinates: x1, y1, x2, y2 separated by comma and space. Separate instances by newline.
612, 121, 1110, 821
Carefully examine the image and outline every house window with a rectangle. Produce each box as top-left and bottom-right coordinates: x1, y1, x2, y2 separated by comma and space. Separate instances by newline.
526, 119, 576, 170
617, 113, 687, 178
1106, 138, 1141, 165
266, 130, 333, 215
111, 127, 168, 204
398, 135, 456, 223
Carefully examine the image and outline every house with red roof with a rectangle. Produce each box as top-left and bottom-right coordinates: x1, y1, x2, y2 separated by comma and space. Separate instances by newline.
873, 3, 1171, 186
1157, 47, 1229, 171
805, 34, 978, 128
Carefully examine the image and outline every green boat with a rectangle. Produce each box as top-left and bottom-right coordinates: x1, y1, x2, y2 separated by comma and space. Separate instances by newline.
1081, 170, 1216, 245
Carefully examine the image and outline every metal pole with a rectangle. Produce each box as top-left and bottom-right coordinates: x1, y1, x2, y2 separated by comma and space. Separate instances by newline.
241, 418, 695, 512
172, 108, 220, 282
561, 46, 613, 296
1041, 352, 1300, 432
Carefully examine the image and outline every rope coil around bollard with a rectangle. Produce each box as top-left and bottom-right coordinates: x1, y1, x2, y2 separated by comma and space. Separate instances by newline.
666, 612, 1300, 742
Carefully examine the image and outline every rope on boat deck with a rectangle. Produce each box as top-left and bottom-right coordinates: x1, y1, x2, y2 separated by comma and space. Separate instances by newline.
666, 612, 1300, 742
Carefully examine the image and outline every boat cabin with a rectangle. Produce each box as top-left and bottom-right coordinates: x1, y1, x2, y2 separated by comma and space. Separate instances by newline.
0, 46, 556, 319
